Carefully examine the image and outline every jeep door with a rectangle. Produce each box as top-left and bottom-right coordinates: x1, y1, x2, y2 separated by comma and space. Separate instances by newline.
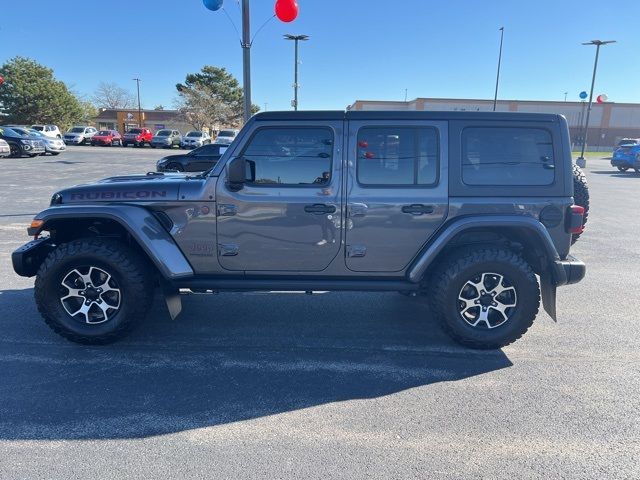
345, 120, 448, 272
215, 122, 343, 271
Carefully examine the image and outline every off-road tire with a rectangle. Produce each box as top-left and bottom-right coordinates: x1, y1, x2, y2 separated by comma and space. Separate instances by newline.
431, 248, 540, 349
572, 164, 589, 244
34, 238, 155, 344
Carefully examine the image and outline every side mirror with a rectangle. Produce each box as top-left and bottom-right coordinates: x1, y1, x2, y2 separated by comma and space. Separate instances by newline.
226, 156, 246, 191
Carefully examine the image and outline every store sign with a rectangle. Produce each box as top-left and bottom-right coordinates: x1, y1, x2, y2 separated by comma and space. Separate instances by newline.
154, 124, 165, 129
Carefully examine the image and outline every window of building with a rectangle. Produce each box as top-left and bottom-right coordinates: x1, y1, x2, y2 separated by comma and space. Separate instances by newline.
357, 127, 438, 186
462, 127, 555, 186
241, 127, 333, 186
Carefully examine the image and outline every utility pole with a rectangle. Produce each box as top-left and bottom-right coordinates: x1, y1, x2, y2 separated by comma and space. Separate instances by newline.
133, 78, 142, 127
493, 27, 504, 112
284, 34, 309, 111
564, 92, 568, 102
241, 0, 252, 122
577, 39, 616, 167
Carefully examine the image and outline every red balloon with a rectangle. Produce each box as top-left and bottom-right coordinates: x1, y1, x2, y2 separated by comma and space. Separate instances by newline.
275, 0, 298, 22
0, 76, 4, 86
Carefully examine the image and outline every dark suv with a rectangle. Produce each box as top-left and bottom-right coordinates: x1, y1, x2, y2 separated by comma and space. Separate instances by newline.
12, 111, 586, 349
0, 126, 46, 157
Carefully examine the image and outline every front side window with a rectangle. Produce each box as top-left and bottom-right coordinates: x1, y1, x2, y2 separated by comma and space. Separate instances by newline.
462, 127, 555, 186
357, 127, 438, 186
241, 127, 333, 186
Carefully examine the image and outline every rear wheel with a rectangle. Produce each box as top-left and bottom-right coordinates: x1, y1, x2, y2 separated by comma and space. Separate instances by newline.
34, 238, 155, 345
9, 143, 21, 157
571, 164, 589, 244
431, 248, 540, 349
617, 166, 629, 172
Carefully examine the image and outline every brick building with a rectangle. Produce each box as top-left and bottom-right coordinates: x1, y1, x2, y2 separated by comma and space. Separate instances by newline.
350, 98, 640, 150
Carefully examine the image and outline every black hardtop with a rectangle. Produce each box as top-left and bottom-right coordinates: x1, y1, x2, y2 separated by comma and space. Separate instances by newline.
252, 110, 562, 123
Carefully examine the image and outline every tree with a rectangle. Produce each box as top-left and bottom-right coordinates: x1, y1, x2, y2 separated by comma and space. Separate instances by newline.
176, 66, 259, 127
92, 81, 136, 109
0, 56, 84, 129
175, 85, 232, 131
153, 105, 165, 110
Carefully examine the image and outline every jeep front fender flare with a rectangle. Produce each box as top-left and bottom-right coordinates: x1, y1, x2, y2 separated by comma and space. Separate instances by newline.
30, 205, 194, 280
407, 215, 566, 285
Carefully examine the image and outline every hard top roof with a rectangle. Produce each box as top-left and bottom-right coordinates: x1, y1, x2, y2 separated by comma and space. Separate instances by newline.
252, 110, 561, 122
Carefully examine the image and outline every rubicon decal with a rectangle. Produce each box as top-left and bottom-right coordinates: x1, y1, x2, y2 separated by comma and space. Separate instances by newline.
69, 191, 168, 200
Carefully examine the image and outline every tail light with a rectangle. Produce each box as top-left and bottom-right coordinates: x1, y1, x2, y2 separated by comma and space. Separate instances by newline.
567, 205, 585, 234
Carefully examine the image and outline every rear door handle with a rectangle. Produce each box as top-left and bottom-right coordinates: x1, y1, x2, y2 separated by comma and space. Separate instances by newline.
304, 203, 337, 214
401, 204, 435, 215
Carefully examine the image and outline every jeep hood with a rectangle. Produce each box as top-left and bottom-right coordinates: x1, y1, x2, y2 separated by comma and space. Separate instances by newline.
54, 173, 196, 204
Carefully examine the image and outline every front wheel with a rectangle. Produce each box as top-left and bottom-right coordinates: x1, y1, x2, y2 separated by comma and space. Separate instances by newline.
617, 166, 629, 172
430, 248, 540, 349
34, 238, 155, 344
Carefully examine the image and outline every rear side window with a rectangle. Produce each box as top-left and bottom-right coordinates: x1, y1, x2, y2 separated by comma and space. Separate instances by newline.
462, 127, 555, 186
241, 127, 333, 186
357, 127, 438, 186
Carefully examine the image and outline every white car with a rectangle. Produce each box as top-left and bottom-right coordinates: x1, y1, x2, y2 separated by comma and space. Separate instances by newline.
181, 131, 211, 149
0, 138, 10, 157
31, 124, 62, 139
213, 129, 239, 144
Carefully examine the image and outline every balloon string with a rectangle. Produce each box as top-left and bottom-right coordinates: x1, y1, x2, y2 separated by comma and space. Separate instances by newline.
221, 7, 243, 44
251, 14, 277, 46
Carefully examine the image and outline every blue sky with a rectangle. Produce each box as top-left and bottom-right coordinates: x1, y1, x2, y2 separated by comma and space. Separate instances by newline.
1, 0, 638, 111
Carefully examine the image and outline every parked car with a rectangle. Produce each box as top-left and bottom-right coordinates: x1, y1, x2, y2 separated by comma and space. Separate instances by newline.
0, 138, 10, 157
31, 124, 62, 139
91, 130, 123, 147
213, 129, 238, 144
13, 110, 587, 349
611, 140, 640, 172
26, 128, 66, 155
63, 126, 97, 145
181, 131, 211, 149
150, 129, 181, 148
122, 127, 153, 147
156, 143, 229, 172
0, 126, 45, 157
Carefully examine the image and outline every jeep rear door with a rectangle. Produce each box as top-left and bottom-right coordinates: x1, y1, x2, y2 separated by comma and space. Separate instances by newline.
215, 121, 343, 272
345, 120, 448, 272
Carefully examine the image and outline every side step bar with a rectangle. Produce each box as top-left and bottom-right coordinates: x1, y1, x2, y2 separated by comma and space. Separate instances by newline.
170, 278, 420, 293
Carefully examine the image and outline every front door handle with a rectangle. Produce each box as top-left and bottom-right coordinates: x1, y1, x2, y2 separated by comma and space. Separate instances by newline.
401, 204, 435, 215
304, 203, 337, 215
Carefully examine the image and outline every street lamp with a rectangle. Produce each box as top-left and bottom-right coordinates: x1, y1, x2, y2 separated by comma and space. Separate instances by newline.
284, 34, 309, 111
493, 27, 504, 112
133, 77, 142, 128
576, 39, 616, 167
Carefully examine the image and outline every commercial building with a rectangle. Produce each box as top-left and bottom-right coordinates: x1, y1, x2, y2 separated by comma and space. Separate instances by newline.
350, 98, 640, 150
93, 109, 193, 135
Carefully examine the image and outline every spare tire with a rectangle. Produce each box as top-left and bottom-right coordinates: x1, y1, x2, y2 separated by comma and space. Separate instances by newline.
572, 164, 589, 244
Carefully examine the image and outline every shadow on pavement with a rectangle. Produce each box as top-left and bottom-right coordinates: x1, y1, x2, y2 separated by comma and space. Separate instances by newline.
0, 288, 512, 440
590, 170, 640, 177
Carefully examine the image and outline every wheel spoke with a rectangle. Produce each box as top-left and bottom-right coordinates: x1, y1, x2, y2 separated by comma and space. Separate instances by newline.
61, 288, 83, 301
70, 302, 91, 323
93, 301, 112, 323
471, 308, 491, 328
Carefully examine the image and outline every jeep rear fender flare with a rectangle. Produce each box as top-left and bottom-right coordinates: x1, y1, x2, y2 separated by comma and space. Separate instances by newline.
30, 205, 194, 280
407, 215, 566, 285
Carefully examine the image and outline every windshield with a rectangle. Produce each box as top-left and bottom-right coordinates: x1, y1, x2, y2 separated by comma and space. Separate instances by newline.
618, 139, 638, 146
0, 127, 19, 136
218, 130, 236, 137
127, 128, 142, 134
186, 131, 203, 137
69, 127, 85, 133
31, 126, 44, 131
98, 130, 112, 136
156, 130, 171, 136
29, 130, 45, 137
10, 127, 31, 136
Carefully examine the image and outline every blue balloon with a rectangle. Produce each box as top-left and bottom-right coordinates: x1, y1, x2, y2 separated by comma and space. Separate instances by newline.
203, 0, 223, 11
579, 91, 588, 100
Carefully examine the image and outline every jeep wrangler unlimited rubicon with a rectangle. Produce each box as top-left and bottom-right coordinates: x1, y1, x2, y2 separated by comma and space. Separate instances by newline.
12, 111, 586, 349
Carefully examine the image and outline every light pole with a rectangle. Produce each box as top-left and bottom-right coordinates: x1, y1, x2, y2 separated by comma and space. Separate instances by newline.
133, 77, 142, 127
241, 0, 252, 122
493, 27, 504, 112
284, 34, 309, 110
577, 39, 616, 167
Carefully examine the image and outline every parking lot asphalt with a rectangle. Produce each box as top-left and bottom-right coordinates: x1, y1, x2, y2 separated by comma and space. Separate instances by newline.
0, 147, 638, 479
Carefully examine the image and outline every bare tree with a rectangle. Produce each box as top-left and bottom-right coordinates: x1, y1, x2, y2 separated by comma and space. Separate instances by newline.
92, 82, 136, 109
175, 85, 232, 131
